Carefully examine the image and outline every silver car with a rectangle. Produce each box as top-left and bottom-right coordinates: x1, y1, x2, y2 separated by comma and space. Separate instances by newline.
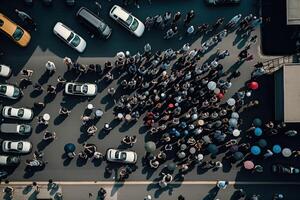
2, 140, 32, 154
106, 148, 137, 164
0, 123, 32, 135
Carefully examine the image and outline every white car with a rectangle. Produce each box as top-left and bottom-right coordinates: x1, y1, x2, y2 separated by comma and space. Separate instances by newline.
2, 140, 32, 154
109, 5, 145, 37
0, 155, 21, 166
53, 22, 87, 53
0, 84, 22, 99
2, 106, 33, 120
65, 82, 97, 96
0, 64, 12, 78
106, 148, 137, 164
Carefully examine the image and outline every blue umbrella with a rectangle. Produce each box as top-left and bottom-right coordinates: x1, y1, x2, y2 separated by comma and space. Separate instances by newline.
229, 118, 238, 127
231, 112, 239, 119
251, 146, 261, 155
170, 128, 177, 135
272, 145, 282, 154
253, 118, 262, 127
175, 131, 181, 137
183, 130, 189, 136
258, 139, 267, 148
64, 143, 76, 153
254, 128, 262, 136
207, 144, 218, 155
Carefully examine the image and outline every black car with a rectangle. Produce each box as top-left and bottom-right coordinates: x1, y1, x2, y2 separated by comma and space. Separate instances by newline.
272, 164, 300, 174
76, 7, 112, 39
205, 0, 240, 6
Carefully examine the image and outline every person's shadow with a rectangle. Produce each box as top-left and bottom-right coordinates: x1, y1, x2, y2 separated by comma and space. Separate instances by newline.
202, 186, 220, 200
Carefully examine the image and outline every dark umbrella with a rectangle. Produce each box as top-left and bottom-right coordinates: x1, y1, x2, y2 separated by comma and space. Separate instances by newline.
167, 163, 176, 171
253, 118, 262, 127
229, 145, 239, 153
64, 143, 76, 153
258, 139, 267, 148
145, 141, 156, 153
207, 144, 218, 155
233, 151, 244, 161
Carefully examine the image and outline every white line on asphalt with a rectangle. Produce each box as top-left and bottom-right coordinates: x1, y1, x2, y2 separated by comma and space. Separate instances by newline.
3, 181, 300, 185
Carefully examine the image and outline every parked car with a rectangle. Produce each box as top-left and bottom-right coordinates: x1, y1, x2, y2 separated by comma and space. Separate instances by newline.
2, 140, 32, 154
65, 0, 75, 6
76, 7, 112, 39
64, 82, 97, 96
0, 155, 21, 166
205, 0, 240, 6
0, 13, 31, 47
2, 106, 33, 120
109, 5, 145, 37
0, 84, 22, 99
53, 22, 86, 53
272, 164, 300, 174
1, 123, 32, 135
106, 148, 137, 164
0, 64, 12, 78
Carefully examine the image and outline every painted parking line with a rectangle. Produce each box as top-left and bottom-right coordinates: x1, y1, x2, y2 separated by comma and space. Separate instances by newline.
3, 181, 300, 185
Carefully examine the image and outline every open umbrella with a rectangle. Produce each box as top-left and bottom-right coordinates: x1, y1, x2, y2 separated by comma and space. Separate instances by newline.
251, 146, 261, 155
272, 145, 282, 154
214, 120, 222, 128
247, 81, 259, 90
229, 118, 238, 127
254, 127, 262, 136
258, 139, 267, 148
244, 160, 254, 170
282, 148, 292, 157
229, 145, 239, 153
233, 129, 240, 137
231, 112, 239, 119
227, 98, 236, 106
167, 163, 176, 171
233, 151, 244, 161
217, 92, 224, 99
207, 144, 218, 155
145, 141, 156, 153
253, 118, 262, 127
178, 151, 186, 159
64, 143, 75, 153
214, 88, 220, 94
207, 81, 217, 90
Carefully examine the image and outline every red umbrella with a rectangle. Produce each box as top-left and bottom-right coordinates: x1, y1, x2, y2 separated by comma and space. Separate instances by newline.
217, 93, 224, 99
244, 160, 254, 170
247, 81, 259, 90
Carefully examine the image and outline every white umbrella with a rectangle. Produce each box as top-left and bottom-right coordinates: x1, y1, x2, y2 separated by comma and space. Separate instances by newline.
227, 98, 236, 106
282, 148, 292, 157
214, 88, 220, 94
229, 118, 238, 127
231, 112, 239, 119
233, 129, 240, 137
207, 81, 217, 90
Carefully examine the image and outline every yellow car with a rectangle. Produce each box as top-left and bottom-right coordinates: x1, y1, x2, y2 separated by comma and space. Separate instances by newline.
0, 13, 31, 47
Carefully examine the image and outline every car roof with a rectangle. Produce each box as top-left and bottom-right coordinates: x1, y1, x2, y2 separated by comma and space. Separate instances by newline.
111, 5, 129, 22
77, 7, 105, 27
0, 13, 17, 35
53, 22, 72, 40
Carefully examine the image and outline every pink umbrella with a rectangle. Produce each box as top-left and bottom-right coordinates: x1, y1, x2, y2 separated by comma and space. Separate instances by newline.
244, 160, 254, 170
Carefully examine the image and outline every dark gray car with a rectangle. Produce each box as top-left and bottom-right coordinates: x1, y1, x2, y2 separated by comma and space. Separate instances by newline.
76, 7, 112, 39
0, 123, 32, 135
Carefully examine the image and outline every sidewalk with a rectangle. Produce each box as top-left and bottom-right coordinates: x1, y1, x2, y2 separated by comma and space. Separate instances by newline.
1, 182, 299, 200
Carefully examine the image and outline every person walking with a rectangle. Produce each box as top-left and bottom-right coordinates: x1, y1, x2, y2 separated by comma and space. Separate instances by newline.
184, 10, 195, 25
15, 9, 37, 31
172, 11, 181, 26
45, 61, 56, 73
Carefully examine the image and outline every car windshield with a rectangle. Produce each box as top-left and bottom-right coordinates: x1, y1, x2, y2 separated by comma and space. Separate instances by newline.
82, 85, 88, 93
130, 19, 139, 31
115, 151, 126, 160
125, 15, 133, 26
7, 108, 12, 115
67, 32, 74, 42
17, 142, 23, 150
7, 142, 11, 149
12, 27, 24, 41
19, 125, 25, 133
13, 88, 20, 97
70, 35, 81, 47
17, 109, 24, 117
0, 85, 7, 94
